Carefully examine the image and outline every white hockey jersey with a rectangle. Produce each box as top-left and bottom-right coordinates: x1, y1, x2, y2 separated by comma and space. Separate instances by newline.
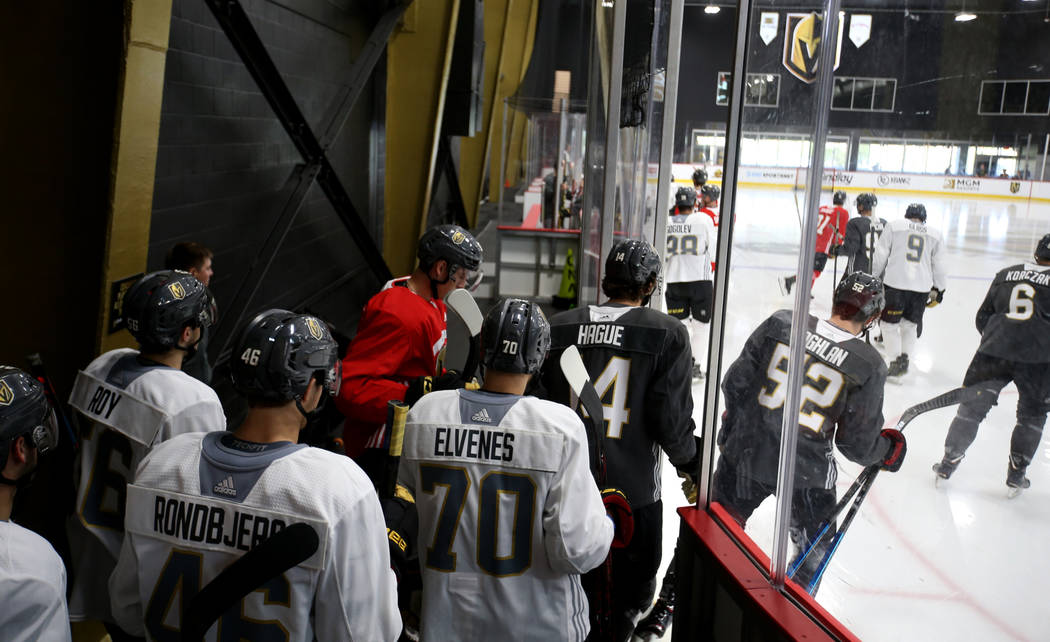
400, 389, 613, 642
109, 431, 401, 641
0, 521, 71, 642
872, 218, 947, 292
665, 212, 715, 283
67, 348, 226, 621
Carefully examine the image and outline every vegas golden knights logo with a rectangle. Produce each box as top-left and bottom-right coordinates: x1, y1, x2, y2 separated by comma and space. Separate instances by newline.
306, 317, 324, 340
1010, 181, 1021, 194
783, 13, 844, 84
0, 381, 13, 406
168, 282, 186, 300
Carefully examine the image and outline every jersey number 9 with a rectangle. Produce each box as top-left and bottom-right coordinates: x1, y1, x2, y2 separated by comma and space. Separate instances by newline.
905, 234, 925, 262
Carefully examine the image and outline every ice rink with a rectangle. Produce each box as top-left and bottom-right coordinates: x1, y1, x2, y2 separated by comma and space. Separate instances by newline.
650, 188, 1050, 641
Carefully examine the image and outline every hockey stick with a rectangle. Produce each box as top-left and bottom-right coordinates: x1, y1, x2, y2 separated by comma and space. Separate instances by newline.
380, 399, 410, 500
181, 522, 320, 641
446, 289, 483, 382
788, 386, 980, 589
559, 345, 614, 639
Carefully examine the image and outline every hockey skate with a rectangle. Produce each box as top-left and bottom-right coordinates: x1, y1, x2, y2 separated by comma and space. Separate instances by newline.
778, 275, 795, 296
932, 454, 963, 487
633, 598, 673, 640
886, 354, 909, 380
1006, 457, 1031, 499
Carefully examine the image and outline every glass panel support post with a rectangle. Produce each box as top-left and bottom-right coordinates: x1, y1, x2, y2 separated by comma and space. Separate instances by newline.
598, 0, 628, 288
769, 0, 843, 590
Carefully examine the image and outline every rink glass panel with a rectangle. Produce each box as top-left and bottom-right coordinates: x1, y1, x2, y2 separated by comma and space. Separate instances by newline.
696, 2, 1050, 640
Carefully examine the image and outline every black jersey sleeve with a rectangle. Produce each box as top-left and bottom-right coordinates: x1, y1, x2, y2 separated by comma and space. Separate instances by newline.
720, 314, 777, 444
841, 218, 863, 258
832, 358, 890, 467
646, 320, 697, 468
974, 277, 998, 334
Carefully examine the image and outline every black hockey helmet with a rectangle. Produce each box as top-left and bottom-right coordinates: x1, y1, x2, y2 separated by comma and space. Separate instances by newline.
856, 193, 878, 211
1035, 234, 1050, 261
905, 203, 927, 223
604, 239, 661, 288
123, 270, 216, 351
418, 225, 483, 272
231, 309, 341, 404
0, 366, 58, 473
674, 186, 697, 210
701, 184, 720, 202
833, 190, 847, 205
692, 167, 708, 186
480, 299, 550, 375
833, 272, 885, 329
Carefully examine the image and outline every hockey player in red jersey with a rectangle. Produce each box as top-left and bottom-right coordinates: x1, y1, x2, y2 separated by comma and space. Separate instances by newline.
780, 191, 850, 296
334, 224, 483, 481
698, 184, 720, 227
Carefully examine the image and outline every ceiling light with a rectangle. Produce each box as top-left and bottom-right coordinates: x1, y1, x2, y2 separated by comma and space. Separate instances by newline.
954, 11, 976, 21
705, 4, 720, 14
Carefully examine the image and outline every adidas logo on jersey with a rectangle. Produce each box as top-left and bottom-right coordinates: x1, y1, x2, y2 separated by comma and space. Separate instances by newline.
213, 475, 237, 497
471, 408, 492, 423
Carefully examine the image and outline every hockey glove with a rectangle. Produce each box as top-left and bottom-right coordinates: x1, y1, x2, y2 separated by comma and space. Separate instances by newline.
382, 486, 418, 583
404, 370, 464, 406
926, 287, 945, 308
601, 488, 634, 548
880, 429, 907, 472
675, 434, 703, 503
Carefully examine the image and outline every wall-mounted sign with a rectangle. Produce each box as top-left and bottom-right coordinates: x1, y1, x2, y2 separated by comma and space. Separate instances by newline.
760, 12, 779, 45
850, 14, 872, 48
108, 273, 143, 334
782, 12, 844, 84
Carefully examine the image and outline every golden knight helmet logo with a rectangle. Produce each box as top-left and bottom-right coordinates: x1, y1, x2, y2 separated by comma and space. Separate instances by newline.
168, 281, 186, 300
0, 381, 13, 406
306, 317, 324, 340
452, 231, 466, 245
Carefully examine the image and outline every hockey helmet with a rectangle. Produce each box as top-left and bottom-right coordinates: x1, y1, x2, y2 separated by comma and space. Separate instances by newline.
692, 167, 708, 186
418, 225, 483, 275
674, 186, 697, 211
856, 193, 878, 212
231, 309, 341, 403
701, 184, 720, 202
604, 239, 661, 288
904, 203, 927, 223
123, 270, 216, 351
480, 299, 550, 375
0, 366, 58, 472
1035, 234, 1050, 261
833, 190, 847, 205
833, 272, 885, 329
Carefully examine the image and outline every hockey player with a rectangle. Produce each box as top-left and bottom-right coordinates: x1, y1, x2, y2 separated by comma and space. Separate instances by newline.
669, 185, 697, 216
714, 272, 907, 590
399, 298, 624, 641
543, 240, 698, 641
335, 224, 483, 479
665, 186, 717, 379
932, 234, 1050, 496
0, 366, 69, 642
165, 241, 216, 384
110, 309, 401, 640
692, 167, 707, 191
699, 184, 721, 227
780, 190, 850, 296
871, 203, 947, 378
833, 193, 885, 276
67, 270, 225, 635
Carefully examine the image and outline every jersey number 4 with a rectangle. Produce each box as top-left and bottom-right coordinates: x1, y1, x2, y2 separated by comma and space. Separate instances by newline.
421, 465, 536, 577
146, 549, 290, 642
757, 344, 845, 433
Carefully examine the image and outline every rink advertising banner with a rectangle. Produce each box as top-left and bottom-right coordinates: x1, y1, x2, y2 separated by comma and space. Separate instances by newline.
782, 12, 845, 83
